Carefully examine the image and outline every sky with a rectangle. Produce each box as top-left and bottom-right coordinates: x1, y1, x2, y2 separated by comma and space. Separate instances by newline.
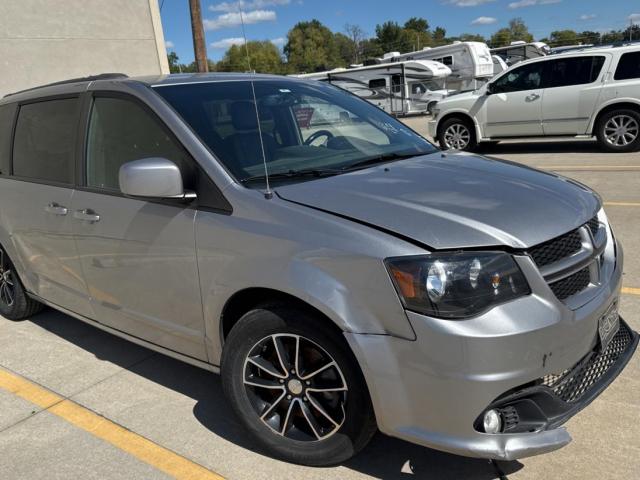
159, 0, 640, 63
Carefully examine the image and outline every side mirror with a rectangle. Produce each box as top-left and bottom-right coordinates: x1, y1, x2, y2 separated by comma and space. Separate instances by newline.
485, 83, 495, 96
119, 157, 195, 200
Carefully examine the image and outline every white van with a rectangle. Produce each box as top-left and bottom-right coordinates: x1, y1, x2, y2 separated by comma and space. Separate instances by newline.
429, 45, 640, 152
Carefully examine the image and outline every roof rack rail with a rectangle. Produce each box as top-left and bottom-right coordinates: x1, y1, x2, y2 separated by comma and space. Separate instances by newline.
3, 73, 129, 98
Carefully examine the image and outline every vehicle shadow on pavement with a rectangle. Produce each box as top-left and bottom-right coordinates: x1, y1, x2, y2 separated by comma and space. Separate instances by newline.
30, 310, 523, 479
477, 140, 602, 156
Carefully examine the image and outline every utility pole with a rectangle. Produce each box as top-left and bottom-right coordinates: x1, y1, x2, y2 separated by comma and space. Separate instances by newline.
189, 0, 209, 72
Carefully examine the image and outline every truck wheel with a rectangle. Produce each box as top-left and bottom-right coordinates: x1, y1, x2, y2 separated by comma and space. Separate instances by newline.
596, 109, 640, 153
438, 117, 477, 151
0, 246, 43, 320
221, 305, 377, 466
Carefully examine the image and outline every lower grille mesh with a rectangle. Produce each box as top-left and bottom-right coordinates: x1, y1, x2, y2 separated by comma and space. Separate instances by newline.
549, 267, 591, 300
543, 323, 632, 403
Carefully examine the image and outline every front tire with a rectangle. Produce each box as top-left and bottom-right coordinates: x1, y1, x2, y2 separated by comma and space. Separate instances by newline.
0, 246, 43, 320
596, 109, 640, 153
221, 305, 377, 466
438, 116, 477, 151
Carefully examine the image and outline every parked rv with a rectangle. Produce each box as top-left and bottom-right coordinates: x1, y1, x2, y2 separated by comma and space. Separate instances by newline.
491, 41, 550, 66
492, 55, 508, 75
295, 60, 452, 115
376, 42, 494, 92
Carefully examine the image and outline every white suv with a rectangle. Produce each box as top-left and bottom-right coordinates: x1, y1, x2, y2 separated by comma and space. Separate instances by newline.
429, 45, 640, 152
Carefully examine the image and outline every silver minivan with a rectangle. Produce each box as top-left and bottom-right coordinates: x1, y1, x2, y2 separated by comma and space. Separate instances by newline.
0, 73, 636, 466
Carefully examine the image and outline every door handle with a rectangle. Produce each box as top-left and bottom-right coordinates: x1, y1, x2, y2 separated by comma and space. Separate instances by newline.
44, 203, 68, 216
526, 93, 540, 101
74, 209, 100, 223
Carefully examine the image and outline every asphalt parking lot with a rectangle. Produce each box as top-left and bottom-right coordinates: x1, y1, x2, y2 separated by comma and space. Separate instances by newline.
1, 117, 639, 479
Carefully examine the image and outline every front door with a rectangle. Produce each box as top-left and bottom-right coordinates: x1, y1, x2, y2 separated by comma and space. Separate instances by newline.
390, 74, 405, 114
541, 56, 607, 135
484, 61, 545, 138
72, 94, 206, 360
2, 98, 93, 317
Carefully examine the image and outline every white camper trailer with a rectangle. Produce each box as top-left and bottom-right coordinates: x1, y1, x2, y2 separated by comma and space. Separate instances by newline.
376, 42, 494, 92
490, 41, 550, 66
295, 60, 452, 115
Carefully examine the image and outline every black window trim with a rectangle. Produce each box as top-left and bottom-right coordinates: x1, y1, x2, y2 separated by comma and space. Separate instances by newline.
614, 51, 640, 81
78, 90, 232, 214
8, 93, 82, 189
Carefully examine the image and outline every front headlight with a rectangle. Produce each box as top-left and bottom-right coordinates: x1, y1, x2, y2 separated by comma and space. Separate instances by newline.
386, 252, 530, 319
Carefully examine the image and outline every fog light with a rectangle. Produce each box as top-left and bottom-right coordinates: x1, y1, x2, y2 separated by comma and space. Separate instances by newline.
483, 409, 502, 434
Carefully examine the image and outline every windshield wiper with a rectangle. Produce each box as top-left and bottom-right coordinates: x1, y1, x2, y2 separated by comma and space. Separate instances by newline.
240, 168, 341, 184
341, 152, 429, 172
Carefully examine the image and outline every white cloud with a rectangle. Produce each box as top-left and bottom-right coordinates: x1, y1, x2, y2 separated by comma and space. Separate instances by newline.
508, 0, 561, 9
210, 0, 290, 12
471, 16, 497, 25
203, 10, 276, 30
210, 37, 246, 49
630, 14, 640, 24
579, 14, 596, 21
165, 40, 175, 49
444, 0, 495, 6
270, 37, 286, 47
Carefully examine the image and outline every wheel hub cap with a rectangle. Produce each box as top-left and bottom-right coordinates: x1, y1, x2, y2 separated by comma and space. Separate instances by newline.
605, 115, 639, 147
287, 378, 303, 395
444, 124, 470, 149
243, 333, 348, 441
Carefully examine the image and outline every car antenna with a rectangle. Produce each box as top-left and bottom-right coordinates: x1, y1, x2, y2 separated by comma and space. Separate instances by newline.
239, 4, 272, 199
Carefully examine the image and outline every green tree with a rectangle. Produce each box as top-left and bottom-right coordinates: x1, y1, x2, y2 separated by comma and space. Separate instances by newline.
432, 26, 447, 46
548, 29, 578, 46
375, 21, 412, 53
490, 28, 512, 47
285, 20, 341, 72
167, 51, 180, 73
404, 17, 429, 33
218, 41, 284, 74
457, 33, 486, 43
601, 29, 624, 44
359, 38, 383, 60
578, 31, 601, 45
334, 33, 356, 66
508, 18, 534, 43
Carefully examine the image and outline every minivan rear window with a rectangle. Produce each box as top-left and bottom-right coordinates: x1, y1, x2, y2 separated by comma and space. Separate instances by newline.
12, 98, 79, 184
614, 52, 640, 81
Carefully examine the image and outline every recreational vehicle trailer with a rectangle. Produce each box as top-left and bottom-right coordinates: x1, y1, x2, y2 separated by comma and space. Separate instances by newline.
492, 55, 508, 75
294, 60, 452, 115
376, 42, 494, 92
490, 41, 550, 66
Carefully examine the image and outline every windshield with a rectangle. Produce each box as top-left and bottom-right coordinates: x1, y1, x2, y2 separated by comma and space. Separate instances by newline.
154, 79, 436, 187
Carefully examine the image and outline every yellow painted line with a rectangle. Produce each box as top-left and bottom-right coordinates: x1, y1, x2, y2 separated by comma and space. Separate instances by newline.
542, 165, 640, 171
604, 201, 640, 207
622, 287, 640, 296
0, 368, 224, 480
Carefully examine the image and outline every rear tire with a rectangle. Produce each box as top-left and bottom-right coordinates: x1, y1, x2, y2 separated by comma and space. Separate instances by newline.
596, 109, 640, 153
438, 116, 477, 151
0, 246, 43, 320
221, 305, 377, 466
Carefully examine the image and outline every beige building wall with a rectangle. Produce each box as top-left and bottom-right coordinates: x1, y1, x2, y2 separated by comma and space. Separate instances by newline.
0, 0, 170, 97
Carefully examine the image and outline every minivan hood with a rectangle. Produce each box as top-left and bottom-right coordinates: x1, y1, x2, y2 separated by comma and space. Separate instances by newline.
276, 152, 600, 250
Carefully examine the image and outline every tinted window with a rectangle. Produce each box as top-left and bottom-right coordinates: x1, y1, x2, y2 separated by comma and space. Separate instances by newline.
86, 97, 195, 191
615, 52, 640, 80
492, 62, 543, 93
13, 98, 79, 184
368, 78, 386, 88
0, 104, 16, 176
543, 56, 605, 88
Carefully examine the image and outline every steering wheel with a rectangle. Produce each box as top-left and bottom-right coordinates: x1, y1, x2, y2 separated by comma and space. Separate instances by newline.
304, 130, 334, 146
